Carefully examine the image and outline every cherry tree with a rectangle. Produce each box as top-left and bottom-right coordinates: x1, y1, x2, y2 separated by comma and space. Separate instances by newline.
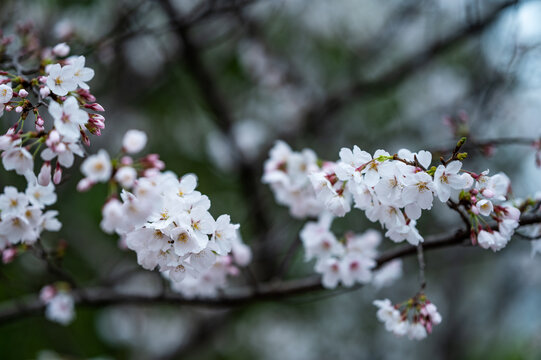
0, 0, 540, 358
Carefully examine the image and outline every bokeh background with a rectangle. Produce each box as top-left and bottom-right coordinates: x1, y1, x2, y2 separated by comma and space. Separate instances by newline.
1, 0, 541, 359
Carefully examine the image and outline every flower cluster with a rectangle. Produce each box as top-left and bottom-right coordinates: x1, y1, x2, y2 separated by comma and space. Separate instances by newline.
310, 147, 474, 245
300, 213, 402, 289
262, 141, 323, 218
168, 241, 251, 298
264, 141, 521, 252
81, 130, 252, 289
39, 284, 75, 326
374, 295, 442, 340
0, 37, 102, 186
465, 172, 520, 251
0, 173, 61, 251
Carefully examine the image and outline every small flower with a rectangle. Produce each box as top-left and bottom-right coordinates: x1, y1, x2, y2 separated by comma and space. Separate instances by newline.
52, 42, 70, 57
45, 292, 75, 325
2, 146, 33, 175
66, 56, 94, 90
476, 199, 493, 216
114, 166, 137, 188
46, 64, 77, 96
122, 129, 148, 154
80, 149, 112, 183
433, 161, 473, 202
0, 84, 13, 103
48, 97, 88, 139
315, 257, 342, 289
0, 186, 29, 216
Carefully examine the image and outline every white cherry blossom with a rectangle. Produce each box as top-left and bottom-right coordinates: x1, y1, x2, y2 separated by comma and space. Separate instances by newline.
433, 161, 473, 202
48, 97, 88, 139
80, 149, 112, 183
46, 64, 77, 96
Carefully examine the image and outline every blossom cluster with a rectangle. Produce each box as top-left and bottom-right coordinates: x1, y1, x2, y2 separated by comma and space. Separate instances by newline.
0, 38, 102, 185
262, 141, 323, 218
264, 141, 521, 251
374, 296, 442, 340
0, 173, 61, 254
0, 36, 103, 264
300, 213, 402, 289
264, 140, 523, 341
81, 130, 252, 289
466, 172, 520, 251
310, 147, 473, 245
168, 245, 251, 298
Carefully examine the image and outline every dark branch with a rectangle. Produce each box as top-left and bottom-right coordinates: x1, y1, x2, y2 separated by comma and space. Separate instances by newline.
298, 0, 520, 132
1, 212, 539, 326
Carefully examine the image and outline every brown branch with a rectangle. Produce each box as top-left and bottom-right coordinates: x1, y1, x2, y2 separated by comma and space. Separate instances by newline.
298, 0, 520, 132
1, 212, 540, 326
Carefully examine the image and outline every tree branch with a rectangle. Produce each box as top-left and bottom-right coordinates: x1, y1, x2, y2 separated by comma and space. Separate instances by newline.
298, 0, 520, 132
1, 212, 539, 326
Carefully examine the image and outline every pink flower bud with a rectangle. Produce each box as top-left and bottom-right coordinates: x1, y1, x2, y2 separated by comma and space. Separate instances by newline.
84, 103, 105, 112
35, 124, 45, 132
5, 105, 12, 111
15, 106, 23, 113
471, 205, 479, 215
120, 156, 133, 165
89, 117, 105, 129
39, 285, 56, 303
81, 131, 90, 146
2, 248, 16, 264
36, 116, 45, 126
142, 168, 160, 178
481, 189, 494, 198
91, 114, 105, 122
38, 76, 48, 84
76, 89, 96, 102
471, 196, 477, 203
38, 162, 52, 186
40, 86, 51, 98
18, 89, 28, 98
52, 42, 70, 57
76, 177, 94, 192
53, 164, 62, 185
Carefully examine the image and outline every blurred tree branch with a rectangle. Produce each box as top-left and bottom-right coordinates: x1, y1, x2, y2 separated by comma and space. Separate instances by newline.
297, 0, 520, 136
157, 0, 281, 281
1, 211, 539, 326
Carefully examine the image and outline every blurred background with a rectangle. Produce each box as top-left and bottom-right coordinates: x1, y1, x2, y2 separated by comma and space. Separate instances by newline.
1, 0, 541, 359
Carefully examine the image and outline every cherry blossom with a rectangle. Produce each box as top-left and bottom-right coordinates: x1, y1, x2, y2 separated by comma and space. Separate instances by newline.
0, 84, 13, 103
46, 64, 77, 96
80, 149, 112, 183
433, 161, 473, 202
48, 97, 88, 139
66, 56, 94, 90
122, 129, 148, 154
44, 292, 75, 325
2, 146, 33, 175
